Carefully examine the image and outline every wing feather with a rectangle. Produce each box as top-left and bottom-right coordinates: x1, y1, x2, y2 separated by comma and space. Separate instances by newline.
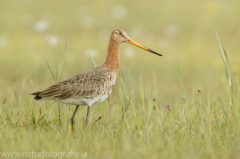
31, 66, 111, 100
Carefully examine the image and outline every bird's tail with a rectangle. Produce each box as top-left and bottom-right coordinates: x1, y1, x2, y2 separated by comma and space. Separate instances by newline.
31, 91, 43, 100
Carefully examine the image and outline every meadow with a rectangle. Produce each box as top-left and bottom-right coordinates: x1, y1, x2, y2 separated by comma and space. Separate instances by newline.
1, 0, 240, 158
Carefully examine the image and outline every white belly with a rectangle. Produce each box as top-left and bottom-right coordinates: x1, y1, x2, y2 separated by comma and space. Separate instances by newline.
52, 94, 109, 106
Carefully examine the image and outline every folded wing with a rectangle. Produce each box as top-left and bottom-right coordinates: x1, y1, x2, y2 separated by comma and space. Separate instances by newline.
31, 68, 109, 100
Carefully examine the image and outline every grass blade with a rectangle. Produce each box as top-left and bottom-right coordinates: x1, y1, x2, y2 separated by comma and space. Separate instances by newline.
32, 108, 36, 126
176, 63, 187, 109
58, 40, 68, 81
215, 30, 235, 118
16, 113, 25, 126
215, 31, 232, 89
43, 56, 56, 83
119, 68, 128, 97
217, 95, 228, 117
177, 63, 185, 98
121, 79, 134, 122
128, 79, 134, 97
140, 74, 145, 110
37, 113, 48, 125
90, 53, 97, 67
55, 50, 58, 80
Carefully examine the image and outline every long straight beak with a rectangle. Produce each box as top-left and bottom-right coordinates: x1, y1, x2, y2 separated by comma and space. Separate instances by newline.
126, 38, 162, 56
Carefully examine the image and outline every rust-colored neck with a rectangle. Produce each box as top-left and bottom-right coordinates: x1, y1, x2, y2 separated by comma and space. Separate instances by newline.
103, 37, 120, 73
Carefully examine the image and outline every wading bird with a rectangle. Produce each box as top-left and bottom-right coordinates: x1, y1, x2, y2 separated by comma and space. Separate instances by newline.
31, 29, 162, 129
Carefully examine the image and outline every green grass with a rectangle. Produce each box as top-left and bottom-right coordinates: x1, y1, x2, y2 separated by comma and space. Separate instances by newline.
1, 87, 240, 158
1, 0, 240, 158
216, 31, 235, 118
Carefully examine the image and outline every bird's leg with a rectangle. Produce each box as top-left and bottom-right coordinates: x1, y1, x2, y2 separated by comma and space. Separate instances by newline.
71, 105, 79, 130
85, 105, 91, 127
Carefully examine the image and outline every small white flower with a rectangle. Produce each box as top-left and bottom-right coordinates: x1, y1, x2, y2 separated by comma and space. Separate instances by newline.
158, 39, 170, 50
99, 29, 111, 40
33, 20, 50, 32
80, 16, 96, 29
112, 5, 128, 20
162, 23, 180, 38
123, 48, 136, 58
130, 26, 144, 39
46, 35, 58, 46
84, 48, 100, 58
0, 36, 7, 47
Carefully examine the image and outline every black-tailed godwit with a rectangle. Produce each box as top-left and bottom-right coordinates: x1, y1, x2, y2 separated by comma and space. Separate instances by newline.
31, 29, 162, 129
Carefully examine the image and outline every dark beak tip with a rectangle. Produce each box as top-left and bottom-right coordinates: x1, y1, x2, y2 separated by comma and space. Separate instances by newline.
147, 47, 162, 56
152, 51, 162, 56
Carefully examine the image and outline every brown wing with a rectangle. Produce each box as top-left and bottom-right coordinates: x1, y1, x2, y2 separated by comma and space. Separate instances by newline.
31, 67, 111, 100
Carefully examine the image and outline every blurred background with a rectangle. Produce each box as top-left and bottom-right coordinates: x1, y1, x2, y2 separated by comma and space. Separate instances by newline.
0, 0, 240, 105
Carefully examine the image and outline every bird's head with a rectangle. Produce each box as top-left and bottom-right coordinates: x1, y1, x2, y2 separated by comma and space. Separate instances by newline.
111, 29, 162, 56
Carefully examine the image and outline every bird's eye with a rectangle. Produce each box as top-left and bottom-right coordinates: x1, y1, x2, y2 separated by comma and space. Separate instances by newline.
119, 32, 122, 35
